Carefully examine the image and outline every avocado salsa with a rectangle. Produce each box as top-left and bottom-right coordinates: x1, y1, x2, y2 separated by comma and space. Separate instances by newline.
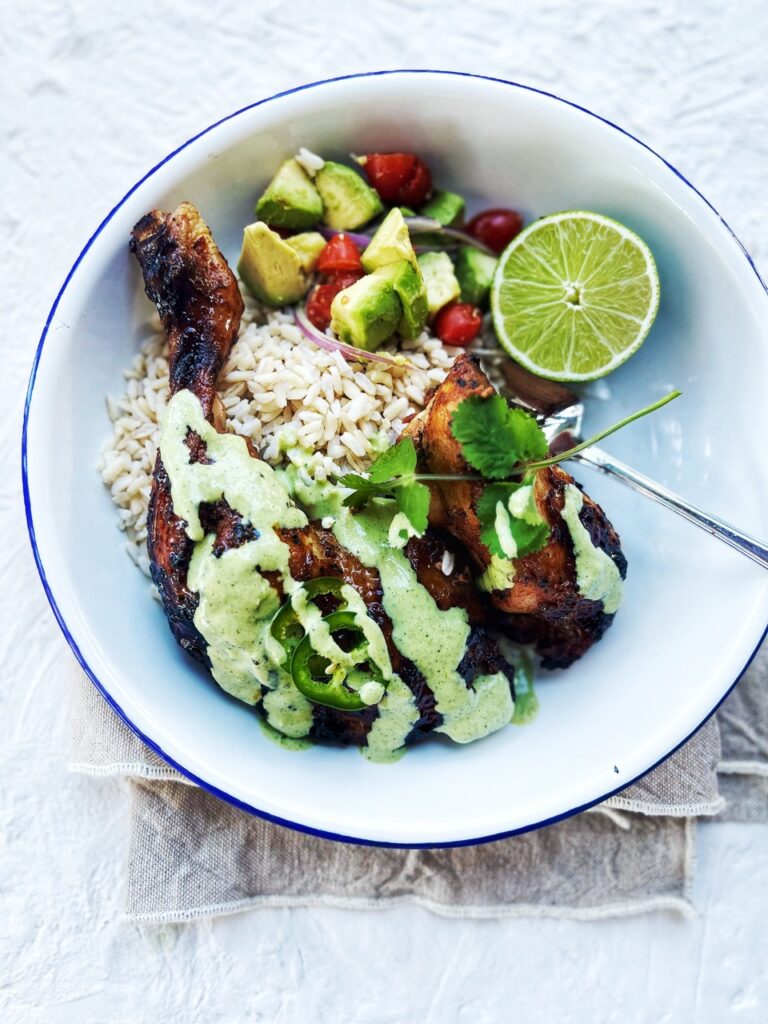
237, 148, 510, 352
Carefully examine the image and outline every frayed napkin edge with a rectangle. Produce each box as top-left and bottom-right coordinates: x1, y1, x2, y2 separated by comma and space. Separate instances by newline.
603, 795, 725, 817
120, 811, 698, 926
719, 760, 768, 777
68, 761, 194, 784
67, 761, 725, 819
122, 890, 697, 926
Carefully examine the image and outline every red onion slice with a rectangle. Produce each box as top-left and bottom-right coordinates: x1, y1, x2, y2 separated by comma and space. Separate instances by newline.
404, 217, 497, 256
317, 226, 372, 248
317, 220, 495, 257
294, 307, 417, 371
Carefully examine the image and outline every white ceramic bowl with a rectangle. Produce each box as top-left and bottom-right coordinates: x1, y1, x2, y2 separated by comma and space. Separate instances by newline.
24, 71, 768, 846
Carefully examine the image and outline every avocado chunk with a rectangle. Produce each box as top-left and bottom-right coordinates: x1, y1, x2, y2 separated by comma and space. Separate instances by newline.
455, 246, 498, 308
374, 260, 428, 340
330, 275, 402, 351
361, 208, 418, 272
285, 231, 327, 273
254, 158, 323, 230
417, 252, 461, 316
315, 161, 383, 231
420, 190, 466, 226
238, 222, 309, 307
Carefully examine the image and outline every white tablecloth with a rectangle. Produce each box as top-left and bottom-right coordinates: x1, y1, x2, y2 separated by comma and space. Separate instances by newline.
3, 1, 767, 1020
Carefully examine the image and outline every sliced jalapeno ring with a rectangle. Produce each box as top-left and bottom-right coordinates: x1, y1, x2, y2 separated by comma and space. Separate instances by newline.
270, 577, 349, 665
290, 610, 386, 711
302, 576, 347, 605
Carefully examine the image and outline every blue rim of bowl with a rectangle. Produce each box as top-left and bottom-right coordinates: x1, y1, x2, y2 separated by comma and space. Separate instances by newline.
22, 70, 768, 849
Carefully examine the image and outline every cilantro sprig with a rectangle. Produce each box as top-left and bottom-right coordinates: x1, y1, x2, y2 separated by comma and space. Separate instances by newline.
339, 437, 431, 536
450, 395, 548, 478
338, 389, 681, 558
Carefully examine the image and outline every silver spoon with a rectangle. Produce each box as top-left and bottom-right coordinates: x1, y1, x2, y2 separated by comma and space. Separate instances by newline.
491, 357, 768, 571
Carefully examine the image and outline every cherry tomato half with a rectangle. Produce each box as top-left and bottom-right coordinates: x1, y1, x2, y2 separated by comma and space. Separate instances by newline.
466, 208, 524, 254
328, 270, 365, 289
305, 271, 364, 331
316, 233, 363, 274
360, 153, 433, 207
433, 302, 484, 346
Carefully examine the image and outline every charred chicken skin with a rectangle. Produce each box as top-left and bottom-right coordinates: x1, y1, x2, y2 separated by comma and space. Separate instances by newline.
401, 355, 627, 668
131, 203, 245, 660
131, 203, 512, 749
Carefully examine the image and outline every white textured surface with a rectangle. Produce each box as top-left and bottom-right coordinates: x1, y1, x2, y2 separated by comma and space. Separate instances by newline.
3, 1, 768, 1020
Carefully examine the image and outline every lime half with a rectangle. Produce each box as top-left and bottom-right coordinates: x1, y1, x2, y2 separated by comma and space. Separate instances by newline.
490, 211, 660, 382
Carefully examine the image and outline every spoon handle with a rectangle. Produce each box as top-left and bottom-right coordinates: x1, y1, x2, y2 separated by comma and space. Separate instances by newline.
574, 445, 768, 571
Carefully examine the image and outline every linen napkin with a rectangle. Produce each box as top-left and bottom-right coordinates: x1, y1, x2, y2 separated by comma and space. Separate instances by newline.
716, 639, 768, 822
69, 640, 768, 924
124, 779, 695, 923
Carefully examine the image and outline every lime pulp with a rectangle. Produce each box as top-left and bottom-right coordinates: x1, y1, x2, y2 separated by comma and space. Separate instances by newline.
490, 211, 660, 382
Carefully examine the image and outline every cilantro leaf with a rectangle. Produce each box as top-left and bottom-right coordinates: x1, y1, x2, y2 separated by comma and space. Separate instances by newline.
341, 489, 379, 508
477, 483, 550, 560
338, 474, 384, 508
451, 395, 548, 479
338, 473, 373, 490
368, 438, 417, 484
339, 441, 419, 509
396, 481, 430, 536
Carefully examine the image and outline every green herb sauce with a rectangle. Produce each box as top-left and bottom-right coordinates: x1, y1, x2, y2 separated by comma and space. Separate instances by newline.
361, 674, 421, 764
161, 390, 306, 711
261, 671, 315, 738
477, 554, 516, 593
258, 719, 313, 751
333, 503, 513, 748
510, 652, 539, 725
159, 391, 515, 760
187, 536, 280, 704
160, 389, 307, 544
560, 484, 624, 614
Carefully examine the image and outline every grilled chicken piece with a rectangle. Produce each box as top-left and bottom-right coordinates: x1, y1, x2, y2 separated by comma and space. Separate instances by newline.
132, 203, 244, 659
402, 355, 627, 668
494, 465, 627, 667
131, 203, 512, 748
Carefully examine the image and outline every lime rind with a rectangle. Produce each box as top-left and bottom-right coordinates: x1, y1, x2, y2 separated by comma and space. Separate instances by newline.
490, 211, 660, 382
